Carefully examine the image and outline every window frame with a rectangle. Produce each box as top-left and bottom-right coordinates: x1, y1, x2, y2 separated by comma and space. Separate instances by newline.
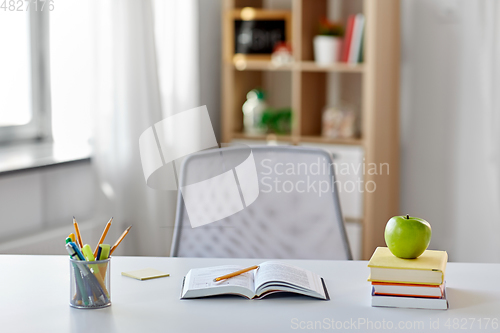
0, 9, 52, 144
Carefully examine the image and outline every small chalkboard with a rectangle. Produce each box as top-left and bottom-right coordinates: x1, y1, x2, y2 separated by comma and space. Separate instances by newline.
227, 9, 292, 60
234, 20, 286, 54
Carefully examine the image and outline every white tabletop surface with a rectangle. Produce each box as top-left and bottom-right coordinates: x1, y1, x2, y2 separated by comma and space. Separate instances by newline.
2, 255, 500, 332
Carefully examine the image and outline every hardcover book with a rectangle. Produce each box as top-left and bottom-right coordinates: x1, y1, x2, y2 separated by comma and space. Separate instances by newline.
371, 288, 448, 310
372, 281, 445, 298
368, 247, 448, 285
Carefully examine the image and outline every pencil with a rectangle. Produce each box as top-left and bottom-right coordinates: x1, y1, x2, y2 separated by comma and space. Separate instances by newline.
73, 217, 83, 248
213, 265, 259, 282
109, 226, 132, 255
93, 217, 113, 258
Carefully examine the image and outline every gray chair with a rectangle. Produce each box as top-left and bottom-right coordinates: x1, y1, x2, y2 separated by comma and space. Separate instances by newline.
170, 146, 352, 260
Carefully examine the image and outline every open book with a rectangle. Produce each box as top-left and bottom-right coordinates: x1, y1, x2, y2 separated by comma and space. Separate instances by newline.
181, 261, 329, 300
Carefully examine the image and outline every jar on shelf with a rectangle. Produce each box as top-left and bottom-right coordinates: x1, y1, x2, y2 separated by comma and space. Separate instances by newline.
322, 103, 357, 139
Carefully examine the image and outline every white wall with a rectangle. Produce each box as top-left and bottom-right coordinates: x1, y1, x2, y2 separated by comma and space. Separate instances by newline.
401, 0, 500, 262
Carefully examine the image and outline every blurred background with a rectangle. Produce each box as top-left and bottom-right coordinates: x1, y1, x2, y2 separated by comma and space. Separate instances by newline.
0, 0, 498, 262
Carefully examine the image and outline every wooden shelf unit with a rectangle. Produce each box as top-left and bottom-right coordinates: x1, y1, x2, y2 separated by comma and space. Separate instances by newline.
221, 0, 400, 259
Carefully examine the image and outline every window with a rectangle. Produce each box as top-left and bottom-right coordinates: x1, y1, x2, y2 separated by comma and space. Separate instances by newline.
0, 5, 92, 146
0, 11, 31, 126
0, 10, 51, 143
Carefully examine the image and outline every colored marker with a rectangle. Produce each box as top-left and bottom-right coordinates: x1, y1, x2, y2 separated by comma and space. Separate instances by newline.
99, 244, 111, 260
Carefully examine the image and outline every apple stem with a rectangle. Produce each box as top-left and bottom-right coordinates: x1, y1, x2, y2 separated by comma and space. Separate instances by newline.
406, 214, 410, 219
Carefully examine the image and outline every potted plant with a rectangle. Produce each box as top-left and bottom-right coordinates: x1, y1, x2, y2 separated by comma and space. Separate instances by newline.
314, 18, 344, 65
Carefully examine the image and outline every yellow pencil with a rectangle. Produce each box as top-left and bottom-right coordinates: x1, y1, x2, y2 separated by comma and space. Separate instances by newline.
213, 265, 259, 282
93, 217, 113, 258
73, 217, 83, 248
109, 226, 132, 255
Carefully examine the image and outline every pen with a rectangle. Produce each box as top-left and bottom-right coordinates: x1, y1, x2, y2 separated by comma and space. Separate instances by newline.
66, 238, 84, 303
69, 242, 85, 260
109, 226, 132, 255
96, 246, 102, 261
213, 265, 259, 282
93, 217, 112, 258
65, 243, 90, 306
66, 243, 81, 260
73, 217, 84, 248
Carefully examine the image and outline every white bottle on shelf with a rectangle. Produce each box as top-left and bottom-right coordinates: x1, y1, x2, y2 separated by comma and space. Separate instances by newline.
242, 89, 267, 135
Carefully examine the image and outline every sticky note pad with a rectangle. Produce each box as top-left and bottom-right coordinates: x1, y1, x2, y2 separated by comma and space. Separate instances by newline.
121, 268, 170, 281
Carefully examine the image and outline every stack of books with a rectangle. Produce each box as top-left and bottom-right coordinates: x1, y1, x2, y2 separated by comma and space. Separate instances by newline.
368, 247, 448, 310
341, 13, 365, 64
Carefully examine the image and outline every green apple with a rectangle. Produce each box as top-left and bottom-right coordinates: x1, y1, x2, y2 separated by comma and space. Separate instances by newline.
384, 215, 432, 259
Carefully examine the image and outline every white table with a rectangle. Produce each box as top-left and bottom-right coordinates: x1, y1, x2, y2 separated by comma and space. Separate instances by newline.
2, 255, 500, 332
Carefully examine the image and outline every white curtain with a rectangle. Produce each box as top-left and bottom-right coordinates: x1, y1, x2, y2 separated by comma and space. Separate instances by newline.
401, 0, 500, 262
448, 0, 500, 262
91, 0, 199, 255
153, 0, 200, 117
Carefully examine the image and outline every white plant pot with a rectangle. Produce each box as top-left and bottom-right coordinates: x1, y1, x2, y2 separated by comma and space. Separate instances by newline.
313, 36, 342, 65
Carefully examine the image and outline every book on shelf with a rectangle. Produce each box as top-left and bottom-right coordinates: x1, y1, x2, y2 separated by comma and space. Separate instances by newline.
341, 14, 365, 64
180, 261, 329, 300
341, 15, 356, 62
371, 288, 448, 310
348, 14, 365, 64
367, 247, 448, 285
372, 281, 445, 298
357, 21, 365, 63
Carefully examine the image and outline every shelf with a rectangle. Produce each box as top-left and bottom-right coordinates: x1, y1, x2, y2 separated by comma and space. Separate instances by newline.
232, 133, 363, 146
300, 135, 363, 146
232, 132, 294, 142
230, 60, 364, 73
232, 59, 293, 71
298, 61, 365, 73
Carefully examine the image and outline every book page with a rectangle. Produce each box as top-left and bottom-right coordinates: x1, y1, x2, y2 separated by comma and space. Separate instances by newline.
186, 265, 254, 292
254, 261, 325, 296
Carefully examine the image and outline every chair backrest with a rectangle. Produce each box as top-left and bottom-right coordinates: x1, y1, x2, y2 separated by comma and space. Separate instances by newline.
170, 145, 352, 260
